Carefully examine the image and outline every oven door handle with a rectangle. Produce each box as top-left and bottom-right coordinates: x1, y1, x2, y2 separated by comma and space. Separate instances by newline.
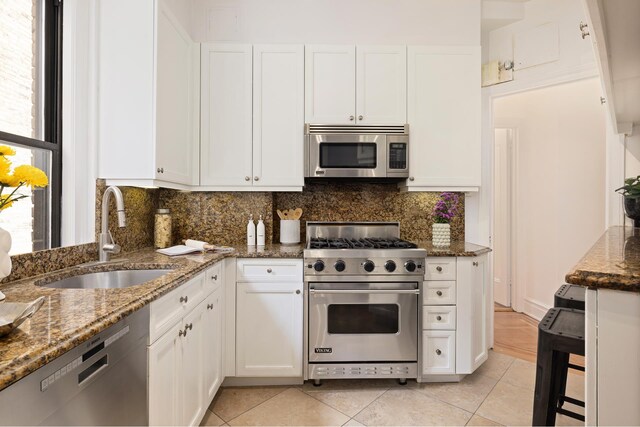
309, 289, 420, 295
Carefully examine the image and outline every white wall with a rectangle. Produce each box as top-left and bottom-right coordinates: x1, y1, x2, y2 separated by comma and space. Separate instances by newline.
191, 0, 480, 44
493, 78, 606, 318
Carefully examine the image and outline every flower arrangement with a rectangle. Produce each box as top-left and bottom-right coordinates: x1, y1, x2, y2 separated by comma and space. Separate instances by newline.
0, 145, 49, 211
432, 192, 460, 224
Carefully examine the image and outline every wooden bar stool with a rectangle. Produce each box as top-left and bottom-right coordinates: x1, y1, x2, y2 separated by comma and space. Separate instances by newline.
533, 308, 585, 426
554, 284, 585, 310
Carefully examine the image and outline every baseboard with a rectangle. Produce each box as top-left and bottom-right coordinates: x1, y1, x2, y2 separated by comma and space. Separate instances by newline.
418, 374, 465, 383
222, 376, 304, 387
523, 297, 550, 321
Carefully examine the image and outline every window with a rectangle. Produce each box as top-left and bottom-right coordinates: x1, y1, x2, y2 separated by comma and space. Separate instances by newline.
0, 0, 62, 254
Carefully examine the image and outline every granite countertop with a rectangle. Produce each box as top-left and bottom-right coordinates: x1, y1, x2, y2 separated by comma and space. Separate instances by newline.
234, 242, 304, 258
417, 241, 491, 257
566, 226, 640, 293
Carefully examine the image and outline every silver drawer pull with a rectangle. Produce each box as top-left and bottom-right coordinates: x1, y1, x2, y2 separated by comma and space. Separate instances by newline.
310, 289, 420, 295
296, 290, 301, 295
212, 275, 218, 281
179, 329, 187, 337
435, 349, 442, 356
436, 291, 443, 296
436, 266, 443, 272
207, 304, 214, 310
185, 323, 193, 331
436, 315, 442, 321
267, 268, 273, 273
180, 296, 188, 303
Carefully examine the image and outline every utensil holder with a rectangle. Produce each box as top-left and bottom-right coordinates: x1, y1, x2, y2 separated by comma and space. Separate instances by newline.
280, 220, 300, 245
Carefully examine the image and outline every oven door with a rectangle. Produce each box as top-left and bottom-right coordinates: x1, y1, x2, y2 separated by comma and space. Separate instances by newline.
307, 134, 387, 178
308, 282, 419, 362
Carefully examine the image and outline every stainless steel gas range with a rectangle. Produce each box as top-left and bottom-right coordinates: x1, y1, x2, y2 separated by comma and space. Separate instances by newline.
303, 222, 427, 385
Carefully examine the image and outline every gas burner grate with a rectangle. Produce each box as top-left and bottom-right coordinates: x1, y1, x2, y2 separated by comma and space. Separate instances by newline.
308, 237, 418, 250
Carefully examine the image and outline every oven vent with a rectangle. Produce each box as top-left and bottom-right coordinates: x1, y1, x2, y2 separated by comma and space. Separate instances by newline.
305, 124, 409, 135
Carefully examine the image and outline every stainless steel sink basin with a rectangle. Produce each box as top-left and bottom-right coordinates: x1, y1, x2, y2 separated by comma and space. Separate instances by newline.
41, 269, 173, 289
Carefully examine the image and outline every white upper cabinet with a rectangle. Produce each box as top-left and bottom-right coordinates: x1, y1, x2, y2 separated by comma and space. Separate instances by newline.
253, 45, 304, 187
200, 44, 304, 190
200, 44, 253, 187
356, 45, 407, 124
305, 45, 407, 125
305, 45, 356, 124
405, 46, 481, 191
98, 0, 198, 188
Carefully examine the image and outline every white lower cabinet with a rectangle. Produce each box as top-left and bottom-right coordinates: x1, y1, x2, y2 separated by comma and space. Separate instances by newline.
235, 259, 303, 377
148, 262, 225, 426
422, 331, 456, 375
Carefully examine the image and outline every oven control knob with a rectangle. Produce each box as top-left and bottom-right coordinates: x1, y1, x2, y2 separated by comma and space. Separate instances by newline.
363, 260, 375, 272
404, 260, 417, 272
385, 260, 397, 272
313, 260, 325, 272
334, 260, 346, 272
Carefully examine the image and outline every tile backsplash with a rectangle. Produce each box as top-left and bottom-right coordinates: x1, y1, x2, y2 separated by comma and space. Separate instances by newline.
96, 180, 464, 249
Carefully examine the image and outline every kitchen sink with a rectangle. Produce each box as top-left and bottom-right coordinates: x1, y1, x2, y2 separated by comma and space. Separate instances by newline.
40, 269, 173, 290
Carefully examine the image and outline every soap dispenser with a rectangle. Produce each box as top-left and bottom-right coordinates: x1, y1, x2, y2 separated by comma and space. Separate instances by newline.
247, 214, 256, 246
257, 215, 266, 247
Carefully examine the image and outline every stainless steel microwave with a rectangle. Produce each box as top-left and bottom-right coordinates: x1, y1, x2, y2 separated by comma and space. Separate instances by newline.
304, 124, 409, 178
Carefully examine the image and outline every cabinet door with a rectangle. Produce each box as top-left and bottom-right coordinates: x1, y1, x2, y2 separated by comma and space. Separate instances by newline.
253, 45, 304, 187
149, 322, 182, 426
155, 1, 198, 185
236, 282, 303, 377
201, 44, 253, 186
181, 301, 206, 427
406, 46, 481, 188
305, 45, 356, 124
456, 255, 489, 374
203, 289, 224, 403
356, 45, 407, 124
422, 330, 456, 375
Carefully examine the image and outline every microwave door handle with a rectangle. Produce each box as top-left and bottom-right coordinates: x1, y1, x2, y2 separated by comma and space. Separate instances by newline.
309, 289, 420, 295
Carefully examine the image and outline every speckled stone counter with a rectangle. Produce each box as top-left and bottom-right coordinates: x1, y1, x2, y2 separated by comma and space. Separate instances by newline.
417, 241, 491, 257
566, 226, 640, 293
233, 242, 304, 258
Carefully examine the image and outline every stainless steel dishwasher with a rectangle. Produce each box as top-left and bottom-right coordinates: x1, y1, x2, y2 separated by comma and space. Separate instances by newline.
0, 305, 149, 426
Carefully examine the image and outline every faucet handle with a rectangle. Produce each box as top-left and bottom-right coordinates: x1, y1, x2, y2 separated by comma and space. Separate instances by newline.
102, 242, 121, 255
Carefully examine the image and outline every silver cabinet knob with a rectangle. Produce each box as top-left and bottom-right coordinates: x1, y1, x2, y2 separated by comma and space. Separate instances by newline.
435, 349, 442, 355
436, 266, 443, 272
212, 275, 218, 281
436, 290, 443, 296
436, 315, 442, 321
296, 289, 301, 295
349, 115, 355, 121
180, 296, 188, 303
473, 261, 479, 267
254, 176, 260, 181
245, 176, 250, 181
157, 167, 164, 173
358, 115, 363, 120
207, 304, 214, 310
179, 329, 187, 337
409, 177, 415, 181
267, 268, 273, 273
185, 323, 193, 331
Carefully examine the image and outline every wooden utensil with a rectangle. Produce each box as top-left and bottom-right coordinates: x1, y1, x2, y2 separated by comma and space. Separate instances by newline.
277, 209, 285, 220
293, 208, 303, 220
281, 210, 289, 219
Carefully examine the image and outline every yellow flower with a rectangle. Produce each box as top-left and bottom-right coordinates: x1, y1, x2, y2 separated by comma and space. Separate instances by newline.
9, 165, 48, 188
0, 195, 13, 211
0, 146, 16, 157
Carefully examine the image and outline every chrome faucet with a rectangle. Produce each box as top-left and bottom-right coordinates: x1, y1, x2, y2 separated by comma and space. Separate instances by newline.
99, 186, 126, 262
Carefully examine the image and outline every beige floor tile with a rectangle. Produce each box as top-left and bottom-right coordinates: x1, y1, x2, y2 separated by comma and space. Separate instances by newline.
200, 410, 225, 426
416, 372, 499, 413
301, 379, 398, 392
353, 388, 472, 426
343, 419, 365, 427
466, 414, 503, 426
476, 381, 534, 426
210, 386, 287, 422
501, 358, 536, 390
473, 350, 515, 380
227, 388, 350, 426
304, 388, 387, 417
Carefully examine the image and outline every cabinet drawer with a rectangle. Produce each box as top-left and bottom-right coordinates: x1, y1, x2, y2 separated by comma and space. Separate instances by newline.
150, 274, 206, 344
423, 281, 456, 305
424, 258, 456, 281
422, 330, 456, 375
423, 306, 456, 330
237, 259, 303, 283
204, 262, 223, 293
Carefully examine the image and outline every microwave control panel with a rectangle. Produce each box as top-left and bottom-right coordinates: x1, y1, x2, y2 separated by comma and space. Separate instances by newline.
388, 143, 407, 170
